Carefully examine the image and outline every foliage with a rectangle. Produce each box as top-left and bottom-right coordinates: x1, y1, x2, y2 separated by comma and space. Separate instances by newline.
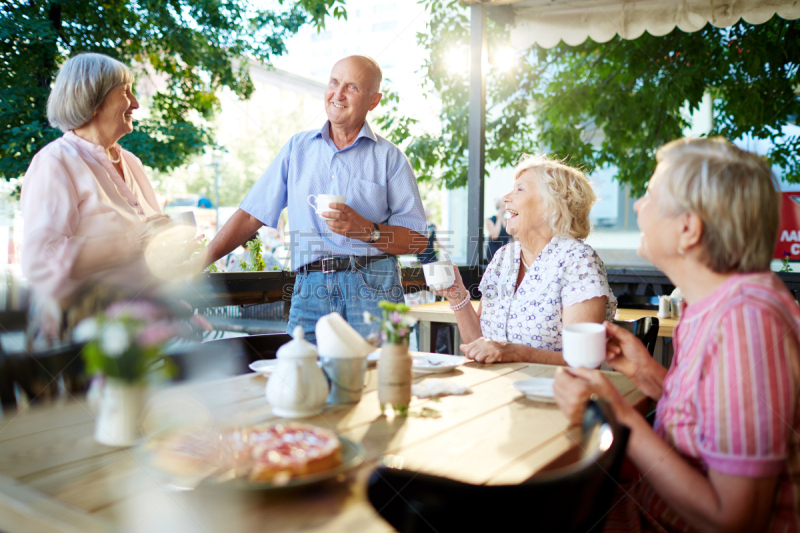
192, 237, 217, 272
378, 0, 800, 194
364, 301, 417, 345
0, 0, 347, 191
244, 234, 266, 271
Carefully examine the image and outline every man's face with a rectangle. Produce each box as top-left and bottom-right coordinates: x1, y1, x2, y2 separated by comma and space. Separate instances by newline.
324, 57, 381, 131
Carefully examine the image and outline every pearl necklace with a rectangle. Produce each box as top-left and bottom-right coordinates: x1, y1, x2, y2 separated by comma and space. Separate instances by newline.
107, 147, 121, 164
521, 252, 531, 269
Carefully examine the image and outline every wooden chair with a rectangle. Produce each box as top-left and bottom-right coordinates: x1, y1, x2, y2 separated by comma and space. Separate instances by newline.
367, 399, 630, 533
612, 316, 659, 356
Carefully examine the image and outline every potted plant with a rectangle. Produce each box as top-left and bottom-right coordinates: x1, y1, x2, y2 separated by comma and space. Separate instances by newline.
364, 301, 417, 416
73, 301, 192, 447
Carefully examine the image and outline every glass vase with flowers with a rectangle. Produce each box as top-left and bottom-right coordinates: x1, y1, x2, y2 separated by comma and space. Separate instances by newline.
364, 301, 417, 416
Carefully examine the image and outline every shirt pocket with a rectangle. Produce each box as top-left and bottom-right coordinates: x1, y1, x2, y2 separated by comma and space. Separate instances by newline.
345, 177, 388, 222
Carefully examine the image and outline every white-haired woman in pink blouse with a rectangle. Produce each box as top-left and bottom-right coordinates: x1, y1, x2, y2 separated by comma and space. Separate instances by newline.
432, 154, 616, 364
22, 53, 170, 303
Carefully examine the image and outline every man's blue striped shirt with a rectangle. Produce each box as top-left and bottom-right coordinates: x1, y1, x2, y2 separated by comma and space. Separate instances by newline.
239, 120, 428, 271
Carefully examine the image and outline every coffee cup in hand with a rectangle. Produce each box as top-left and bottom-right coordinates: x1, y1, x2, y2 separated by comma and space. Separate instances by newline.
308, 194, 345, 220
422, 260, 456, 291
169, 211, 197, 228
562, 323, 606, 369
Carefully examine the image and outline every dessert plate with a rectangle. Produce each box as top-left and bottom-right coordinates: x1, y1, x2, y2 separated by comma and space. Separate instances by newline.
513, 377, 556, 403
411, 354, 465, 374
143, 435, 364, 491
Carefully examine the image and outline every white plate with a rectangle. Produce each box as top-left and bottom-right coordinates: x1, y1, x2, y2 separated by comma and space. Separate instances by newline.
367, 350, 381, 367
513, 377, 556, 403
411, 354, 465, 374
249, 359, 278, 376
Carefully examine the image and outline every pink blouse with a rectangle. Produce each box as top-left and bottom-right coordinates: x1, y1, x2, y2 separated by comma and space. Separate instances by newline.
21, 132, 162, 301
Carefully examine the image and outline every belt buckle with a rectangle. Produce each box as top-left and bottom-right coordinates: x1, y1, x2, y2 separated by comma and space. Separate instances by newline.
321, 257, 336, 273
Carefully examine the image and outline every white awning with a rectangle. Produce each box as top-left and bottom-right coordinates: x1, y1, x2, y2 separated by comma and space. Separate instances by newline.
463, 0, 800, 49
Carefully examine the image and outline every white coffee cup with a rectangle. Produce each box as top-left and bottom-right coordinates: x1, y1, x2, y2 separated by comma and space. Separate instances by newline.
422, 260, 456, 291
169, 211, 196, 227
562, 323, 606, 369
308, 194, 345, 220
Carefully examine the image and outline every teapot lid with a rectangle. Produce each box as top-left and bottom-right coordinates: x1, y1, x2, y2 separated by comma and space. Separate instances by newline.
276, 326, 318, 359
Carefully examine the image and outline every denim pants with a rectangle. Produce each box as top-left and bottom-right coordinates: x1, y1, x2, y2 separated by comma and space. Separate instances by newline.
287, 256, 405, 345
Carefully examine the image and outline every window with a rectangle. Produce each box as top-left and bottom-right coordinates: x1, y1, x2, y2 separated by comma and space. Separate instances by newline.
311, 30, 333, 42
372, 21, 397, 32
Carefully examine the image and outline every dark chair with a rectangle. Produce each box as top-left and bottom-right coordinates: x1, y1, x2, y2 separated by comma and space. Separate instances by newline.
0, 343, 89, 406
612, 316, 659, 356
615, 294, 658, 310
367, 399, 630, 533
172, 333, 292, 378
202, 333, 292, 363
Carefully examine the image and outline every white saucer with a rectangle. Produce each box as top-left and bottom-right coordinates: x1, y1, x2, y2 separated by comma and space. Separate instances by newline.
513, 377, 556, 403
367, 350, 381, 366
411, 354, 465, 374
249, 360, 278, 376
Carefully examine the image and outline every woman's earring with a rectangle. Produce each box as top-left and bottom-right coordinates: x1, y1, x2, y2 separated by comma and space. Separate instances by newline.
677, 246, 685, 256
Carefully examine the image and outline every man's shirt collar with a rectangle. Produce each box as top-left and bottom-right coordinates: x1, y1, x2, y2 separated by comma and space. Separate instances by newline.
316, 120, 377, 147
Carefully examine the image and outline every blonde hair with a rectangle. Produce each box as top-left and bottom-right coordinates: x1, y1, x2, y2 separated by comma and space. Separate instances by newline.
47, 53, 134, 132
656, 137, 779, 273
514, 154, 596, 240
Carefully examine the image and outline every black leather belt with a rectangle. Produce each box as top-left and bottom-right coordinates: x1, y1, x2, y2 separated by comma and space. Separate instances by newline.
300, 254, 393, 273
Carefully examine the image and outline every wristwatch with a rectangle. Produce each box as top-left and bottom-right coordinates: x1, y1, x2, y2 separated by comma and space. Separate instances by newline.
368, 222, 380, 244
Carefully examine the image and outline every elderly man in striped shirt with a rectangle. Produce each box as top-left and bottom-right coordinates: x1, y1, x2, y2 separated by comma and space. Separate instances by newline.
202, 56, 428, 343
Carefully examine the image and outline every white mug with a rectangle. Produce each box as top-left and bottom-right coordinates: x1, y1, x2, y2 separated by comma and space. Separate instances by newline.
169, 211, 196, 227
562, 323, 606, 369
308, 194, 345, 220
422, 260, 456, 291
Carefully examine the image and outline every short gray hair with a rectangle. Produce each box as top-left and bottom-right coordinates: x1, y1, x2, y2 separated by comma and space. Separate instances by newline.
656, 137, 779, 273
47, 53, 134, 132
514, 154, 596, 240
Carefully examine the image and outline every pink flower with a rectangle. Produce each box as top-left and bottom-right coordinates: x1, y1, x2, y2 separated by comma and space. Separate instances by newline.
107, 300, 165, 322
397, 327, 409, 338
390, 311, 402, 324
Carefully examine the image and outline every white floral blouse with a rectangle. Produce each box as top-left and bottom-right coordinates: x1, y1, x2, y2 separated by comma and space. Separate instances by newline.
478, 237, 617, 352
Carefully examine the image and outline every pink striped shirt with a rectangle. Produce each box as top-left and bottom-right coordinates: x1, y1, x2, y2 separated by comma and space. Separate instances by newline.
643, 272, 800, 531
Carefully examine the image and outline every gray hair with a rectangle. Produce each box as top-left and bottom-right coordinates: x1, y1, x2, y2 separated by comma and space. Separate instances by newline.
47, 53, 134, 132
656, 137, 779, 273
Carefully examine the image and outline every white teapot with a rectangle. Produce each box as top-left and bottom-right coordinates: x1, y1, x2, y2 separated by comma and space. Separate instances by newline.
266, 326, 329, 418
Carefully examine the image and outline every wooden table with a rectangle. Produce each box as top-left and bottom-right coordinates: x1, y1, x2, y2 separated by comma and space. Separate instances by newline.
0, 359, 646, 532
409, 301, 679, 354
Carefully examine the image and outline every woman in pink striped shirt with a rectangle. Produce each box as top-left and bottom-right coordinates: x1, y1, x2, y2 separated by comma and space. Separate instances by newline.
555, 138, 800, 532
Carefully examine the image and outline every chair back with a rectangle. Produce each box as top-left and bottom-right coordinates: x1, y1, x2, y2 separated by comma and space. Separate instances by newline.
612, 317, 659, 356
0, 343, 88, 406
367, 399, 630, 533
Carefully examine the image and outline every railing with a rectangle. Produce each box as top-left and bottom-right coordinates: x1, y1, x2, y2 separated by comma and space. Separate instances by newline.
188, 267, 800, 312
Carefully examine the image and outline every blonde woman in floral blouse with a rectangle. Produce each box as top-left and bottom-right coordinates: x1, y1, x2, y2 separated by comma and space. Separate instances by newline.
432, 154, 616, 364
